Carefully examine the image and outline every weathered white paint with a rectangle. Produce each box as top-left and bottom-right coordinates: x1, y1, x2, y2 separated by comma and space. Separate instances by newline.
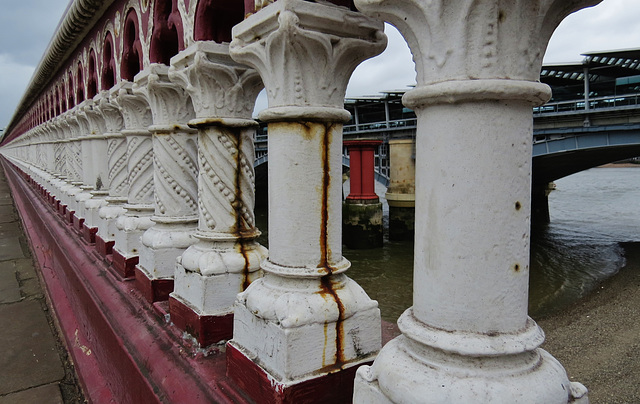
352, 0, 601, 402
168, 42, 267, 320
113, 82, 155, 259
134, 64, 198, 281
228, 0, 385, 383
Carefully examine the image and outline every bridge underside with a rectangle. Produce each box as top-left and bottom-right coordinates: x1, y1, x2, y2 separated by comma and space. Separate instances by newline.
531, 144, 640, 223
533, 144, 640, 185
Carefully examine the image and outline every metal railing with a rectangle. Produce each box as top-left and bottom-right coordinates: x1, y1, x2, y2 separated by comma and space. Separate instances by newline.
344, 118, 417, 134
533, 93, 640, 115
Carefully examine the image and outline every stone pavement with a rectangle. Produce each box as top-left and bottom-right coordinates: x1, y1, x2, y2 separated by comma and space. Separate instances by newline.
0, 167, 84, 403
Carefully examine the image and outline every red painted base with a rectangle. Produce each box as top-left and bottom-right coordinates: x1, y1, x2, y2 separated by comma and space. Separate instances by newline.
112, 249, 138, 279
82, 223, 97, 244
72, 214, 85, 232
135, 266, 174, 303
227, 342, 370, 404
169, 296, 233, 346
65, 209, 75, 224
95, 235, 114, 256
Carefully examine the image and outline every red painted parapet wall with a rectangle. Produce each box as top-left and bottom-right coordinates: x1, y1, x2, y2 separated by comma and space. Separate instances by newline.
1, 158, 251, 404
1, 157, 399, 403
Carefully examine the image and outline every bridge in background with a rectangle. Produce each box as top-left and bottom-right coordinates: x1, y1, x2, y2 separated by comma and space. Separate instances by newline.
1, 0, 638, 400
252, 49, 640, 196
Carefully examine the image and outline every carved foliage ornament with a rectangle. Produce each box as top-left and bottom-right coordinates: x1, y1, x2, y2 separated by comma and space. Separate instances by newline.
354, 0, 603, 85
169, 42, 263, 119
230, 0, 386, 109
114, 83, 153, 130
134, 64, 195, 125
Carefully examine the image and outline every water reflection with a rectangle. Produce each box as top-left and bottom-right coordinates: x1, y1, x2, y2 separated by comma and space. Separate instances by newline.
255, 167, 640, 323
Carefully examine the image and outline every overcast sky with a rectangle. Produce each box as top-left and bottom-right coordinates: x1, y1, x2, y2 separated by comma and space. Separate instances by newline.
1, 0, 639, 130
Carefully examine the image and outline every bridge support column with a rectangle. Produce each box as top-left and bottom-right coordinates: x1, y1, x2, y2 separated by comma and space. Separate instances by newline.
227, 1, 386, 402
532, 182, 554, 225
343, 140, 383, 249
167, 41, 268, 346
112, 83, 155, 278
385, 139, 415, 241
353, 0, 600, 402
134, 64, 198, 303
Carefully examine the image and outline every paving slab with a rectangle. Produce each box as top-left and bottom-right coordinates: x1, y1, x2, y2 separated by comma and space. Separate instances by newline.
0, 194, 13, 206
0, 237, 26, 261
0, 268, 21, 303
0, 222, 24, 238
0, 383, 64, 404
11, 259, 42, 300
0, 300, 65, 394
0, 205, 17, 223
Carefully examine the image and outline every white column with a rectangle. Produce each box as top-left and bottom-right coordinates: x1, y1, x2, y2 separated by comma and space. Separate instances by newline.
57, 112, 85, 216
73, 100, 107, 226
84, 92, 124, 236
352, 0, 601, 402
167, 41, 267, 345
227, 0, 386, 396
112, 81, 155, 277
95, 92, 128, 254
133, 64, 198, 302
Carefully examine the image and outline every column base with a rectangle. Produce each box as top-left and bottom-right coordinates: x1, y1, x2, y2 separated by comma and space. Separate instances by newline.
82, 223, 98, 244
343, 200, 383, 249
112, 248, 139, 279
169, 294, 233, 346
135, 266, 174, 303
231, 273, 381, 382
353, 309, 589, 404
227, 341, 371, 404
95, 235, 114, 256
65, 209, 75, 224
72, 214, 85, 232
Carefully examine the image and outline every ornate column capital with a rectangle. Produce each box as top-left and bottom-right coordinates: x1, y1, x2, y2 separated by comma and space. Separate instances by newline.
133, 64, 195, 127
230, 0, 386, 122
355, 0, 602, 89
169, 41, 263, 122
94, 91, 124, 134
113, 81, 153, 131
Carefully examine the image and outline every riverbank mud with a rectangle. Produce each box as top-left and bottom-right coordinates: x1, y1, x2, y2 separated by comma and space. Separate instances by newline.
536, 241, 640, 404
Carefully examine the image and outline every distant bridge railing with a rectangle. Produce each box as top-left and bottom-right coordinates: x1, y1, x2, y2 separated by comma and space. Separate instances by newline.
533, 93, 640, 116
532, 123, 640, 157
344, 118, 417, 134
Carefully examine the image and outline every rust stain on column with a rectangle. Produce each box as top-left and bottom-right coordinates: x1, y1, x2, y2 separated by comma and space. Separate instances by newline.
320, 275, 345, 366
316, 121, 345, 366
231, 127, 251, 291
318, 122, 334, 270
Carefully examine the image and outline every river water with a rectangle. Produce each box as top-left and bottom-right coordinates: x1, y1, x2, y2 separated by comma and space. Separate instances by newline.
256, 166, 640, 323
